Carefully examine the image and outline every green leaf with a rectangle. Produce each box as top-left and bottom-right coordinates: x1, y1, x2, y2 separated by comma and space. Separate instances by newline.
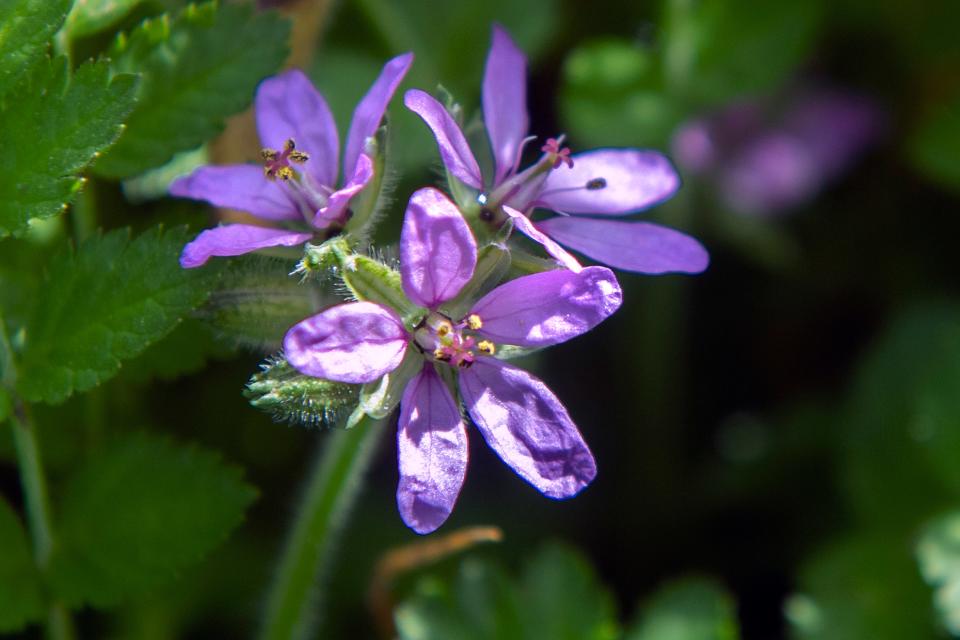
519, 543, 618, 640
0, 0, 71, 99
917, 511, 960, 635
0, 58, 137, 237
910, 89, 960, 193
560, 39, 679, 148
396, 562, 524, 640
624, 578, 740, 640
0, 496, 44, 632
64, 0, 144, 39
244, 355, 359, 427
662, 0, 822, 107
49, 432, 257, 608
843, 301, 960, 529
17, 226, 220, 404
120, 318, 233, 383
788, 533, 935, 640
396, 543, 618, 640
94, 1, 289, 178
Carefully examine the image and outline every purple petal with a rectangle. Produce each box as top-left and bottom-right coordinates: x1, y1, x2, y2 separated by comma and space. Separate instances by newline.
397, 364, 469, 534
537, 217, 709, 274
537, 150, 680, 215
313, 153, 374, 229
459, 359, 596, 498
180, 224, 312, 268
470, 265, 621, 348
284, 302, 409, 383
169, 165, 297, 221
483, 25, 529, 184
343, 52, 414, 179
400, 188, 477, 308
503, 205, 582, 272
404, 89, 483, 189
255, 69, 339, 188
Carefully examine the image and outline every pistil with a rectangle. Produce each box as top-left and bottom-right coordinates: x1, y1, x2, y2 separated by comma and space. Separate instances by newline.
414, 311, 496, 369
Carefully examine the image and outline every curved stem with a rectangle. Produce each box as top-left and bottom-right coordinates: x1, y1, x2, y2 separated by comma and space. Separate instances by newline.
258, 417, 385, 640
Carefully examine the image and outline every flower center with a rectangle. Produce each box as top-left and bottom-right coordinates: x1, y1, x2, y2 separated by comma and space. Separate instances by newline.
262, 138, 310, 181
483, 134, 576, 216
261, 138, 331, 224
414, 311, 496, 369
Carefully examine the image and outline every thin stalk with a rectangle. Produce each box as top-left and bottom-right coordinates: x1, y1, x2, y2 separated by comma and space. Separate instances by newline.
1, 314, 74, 640
259, 417, 385, 640
10, 406, 54, 567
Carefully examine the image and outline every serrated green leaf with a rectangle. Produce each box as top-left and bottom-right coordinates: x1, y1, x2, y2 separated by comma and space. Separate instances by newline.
64, 0, 144, 39
17, 226, 220, 404
0, 58, 137, 237
120, 318, 233, 383
94, 1, 289, 178
0, 496, 44, 632
48, 432, 257, 608
0, 0, 71, 99
917, 511, 960, 636
625, 578, 739, 640
245, 355, 359, 427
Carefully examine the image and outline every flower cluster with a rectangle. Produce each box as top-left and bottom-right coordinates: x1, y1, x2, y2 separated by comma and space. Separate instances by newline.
172, 26, 708, 534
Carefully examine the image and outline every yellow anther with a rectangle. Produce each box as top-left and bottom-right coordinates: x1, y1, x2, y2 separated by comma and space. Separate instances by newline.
261, 148, 279, 161
276, 166, 295, 181
433, 347, 449, 361
284, 138, 296, 152
477, 340, 496, 356
289, 150, 309, 163
436, 321, 452, 338
466, 314, 483, 330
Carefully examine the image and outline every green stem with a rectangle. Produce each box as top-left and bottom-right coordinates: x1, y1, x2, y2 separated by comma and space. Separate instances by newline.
10, 407, 55, 567
258, 417, 384, 640
2, 315, 74, 640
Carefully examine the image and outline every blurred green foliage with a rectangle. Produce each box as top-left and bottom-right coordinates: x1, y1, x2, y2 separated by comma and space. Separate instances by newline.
1, 0, 960, 637
397, 543, 739, 640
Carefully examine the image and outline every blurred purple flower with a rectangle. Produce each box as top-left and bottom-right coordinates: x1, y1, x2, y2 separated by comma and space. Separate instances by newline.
284, 187, 622, 534
171, 54, 413, 267
404, 25, 708, 276
672, 86, 883, 216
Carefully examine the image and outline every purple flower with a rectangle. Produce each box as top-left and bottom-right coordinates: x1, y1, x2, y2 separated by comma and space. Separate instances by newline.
403, 25, 708, 276
171, 54, 414, 267
284, 187, 622, 534
672, 86, 882, 216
